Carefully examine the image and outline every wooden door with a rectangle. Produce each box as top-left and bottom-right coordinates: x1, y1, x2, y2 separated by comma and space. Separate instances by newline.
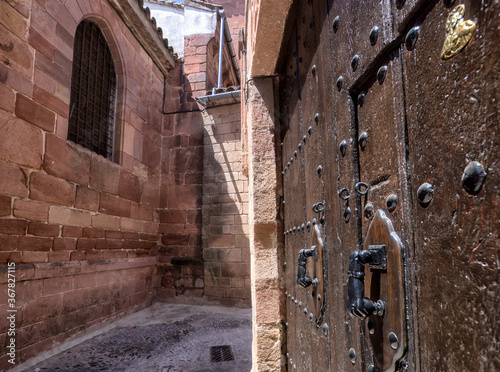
399, 1, 498, 370
281, 0, 333, 369
279, 0, 498, 371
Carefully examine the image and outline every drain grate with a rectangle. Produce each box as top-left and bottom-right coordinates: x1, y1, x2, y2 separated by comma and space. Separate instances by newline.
210, 345, 234, 362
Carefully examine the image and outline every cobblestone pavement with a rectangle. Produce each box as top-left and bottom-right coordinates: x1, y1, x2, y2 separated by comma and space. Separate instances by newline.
17, 303, 252, 372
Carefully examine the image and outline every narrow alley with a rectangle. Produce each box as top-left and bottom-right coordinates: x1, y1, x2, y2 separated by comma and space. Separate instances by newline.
13, 303, 252, 372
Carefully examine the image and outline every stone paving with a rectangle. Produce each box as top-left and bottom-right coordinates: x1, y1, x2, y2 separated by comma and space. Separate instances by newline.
15, 303, 252, 372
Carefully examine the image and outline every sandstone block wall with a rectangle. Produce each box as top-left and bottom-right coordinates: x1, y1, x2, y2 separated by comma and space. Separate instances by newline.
183, 33, 214, 110
0, 258, 157, 366
202, 103, 250, 306
0, 0, 165, 264
242, 0, 294, 367
246, 79, 284, 371
1, 0, 250, 368
157, 32, 212, 300
209, 0, 245, 56
158, 108, 205, 299
157, 21, 246, 302
0, 0, 167, 367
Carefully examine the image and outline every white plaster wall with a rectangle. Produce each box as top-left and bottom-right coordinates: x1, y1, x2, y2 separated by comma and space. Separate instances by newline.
184, 7, 217, 36
145, 2, 217, 58
146, 3, 185, 57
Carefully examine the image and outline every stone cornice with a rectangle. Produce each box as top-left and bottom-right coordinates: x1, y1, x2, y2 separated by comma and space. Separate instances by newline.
106, 0, 178, 73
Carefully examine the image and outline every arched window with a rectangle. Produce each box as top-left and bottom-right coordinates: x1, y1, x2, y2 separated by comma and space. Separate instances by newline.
68, 20, 116, 160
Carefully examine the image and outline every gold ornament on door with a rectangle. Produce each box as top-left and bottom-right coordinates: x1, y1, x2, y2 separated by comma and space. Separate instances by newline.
441, 4, 476, 60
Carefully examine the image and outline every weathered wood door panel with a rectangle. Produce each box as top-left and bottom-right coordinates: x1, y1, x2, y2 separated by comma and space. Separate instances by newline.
282, 22, 303, 371
401, 1, 499, 370
282, 0, 334, 369
279, 0, 498, 371
354, 51, 413, 370
297, 0, 332, 368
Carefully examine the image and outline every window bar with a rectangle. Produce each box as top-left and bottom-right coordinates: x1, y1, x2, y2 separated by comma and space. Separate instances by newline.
92, 30, 101, 154
86, 22, 95, 153
98, 43, 107, 156
69, 21, 115, 159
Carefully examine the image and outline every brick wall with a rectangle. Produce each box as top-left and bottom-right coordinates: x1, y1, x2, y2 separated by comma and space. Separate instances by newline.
0, 258, 157, 367
157, 18, 243, 301
182, 34, 213, 110
209, 0, 245, 56
157, 32, 209, 300
158, 108, 205, 299
0, 0, 250, 368
202, 103, 250, 306
0, 0, 169, 368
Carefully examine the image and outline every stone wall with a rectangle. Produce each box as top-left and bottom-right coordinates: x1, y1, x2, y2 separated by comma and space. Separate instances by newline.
0, 0, 250, 368
158, 105, 205, 298
245, 78, 284, 371
0, 0, 169, 367
202, 103, 250, 306
241, 0, 299, 369
0, 258, 156, 366
209, 0, 245, 55
0, 0, 166, 263
157, 31, 211, 300
184, 33, 214, 108
157, 17, 245, 302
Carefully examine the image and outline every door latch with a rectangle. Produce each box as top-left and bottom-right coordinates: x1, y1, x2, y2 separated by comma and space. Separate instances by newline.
348, 245, 386, 319
296, 223, 326, 324
297, 247, 318, 288
347, 209, 406, 371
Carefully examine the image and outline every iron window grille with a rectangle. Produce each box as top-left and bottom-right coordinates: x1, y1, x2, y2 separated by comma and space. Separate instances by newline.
68, 20, 116, 160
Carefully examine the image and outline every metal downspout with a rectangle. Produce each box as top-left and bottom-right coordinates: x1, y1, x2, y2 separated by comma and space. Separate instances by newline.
222, 16, 240, 83
215, 10, 225, 94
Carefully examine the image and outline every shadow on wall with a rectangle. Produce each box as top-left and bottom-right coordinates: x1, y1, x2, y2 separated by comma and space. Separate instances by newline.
155, 102, 250, 307
157, 109, 205, 299
202, 103, 251, 307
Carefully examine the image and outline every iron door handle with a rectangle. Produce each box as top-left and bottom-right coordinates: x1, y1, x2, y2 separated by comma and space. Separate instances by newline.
348, 210, 407, 369
297, 247, 318, 288
347, 245, 386, 319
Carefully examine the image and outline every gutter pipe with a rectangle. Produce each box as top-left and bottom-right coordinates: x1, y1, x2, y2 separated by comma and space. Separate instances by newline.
196, 90, 241, 107
214, 9, 240, 95
215, 11, 225, 94
222, 13, 241, 83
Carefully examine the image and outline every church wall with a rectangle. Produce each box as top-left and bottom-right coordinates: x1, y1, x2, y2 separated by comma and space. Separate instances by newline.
0, 0, 168, 367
